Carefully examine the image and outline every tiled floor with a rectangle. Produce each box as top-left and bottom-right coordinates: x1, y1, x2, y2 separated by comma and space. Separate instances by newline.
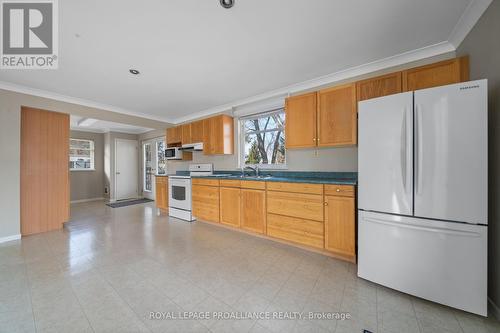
1, 201, 499, 333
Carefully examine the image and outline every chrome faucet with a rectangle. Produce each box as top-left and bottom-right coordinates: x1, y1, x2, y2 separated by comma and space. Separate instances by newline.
242, 165, 259, 177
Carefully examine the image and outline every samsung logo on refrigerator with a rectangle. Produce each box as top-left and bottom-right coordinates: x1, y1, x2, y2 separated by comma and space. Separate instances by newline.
460, 85, 480, 90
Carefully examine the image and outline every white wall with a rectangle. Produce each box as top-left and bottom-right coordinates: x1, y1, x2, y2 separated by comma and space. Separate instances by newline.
70, 130, 105, 202
457, 0, 500, 317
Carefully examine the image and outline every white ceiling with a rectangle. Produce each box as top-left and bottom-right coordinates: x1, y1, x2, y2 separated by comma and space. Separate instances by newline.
0, 0, 489, 123
70, 115, 153, 134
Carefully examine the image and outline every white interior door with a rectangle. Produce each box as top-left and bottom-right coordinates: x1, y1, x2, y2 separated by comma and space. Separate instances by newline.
115, 139, 138, 200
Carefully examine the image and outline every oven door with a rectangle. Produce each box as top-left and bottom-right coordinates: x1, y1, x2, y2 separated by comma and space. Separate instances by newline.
169, 178, 191, 211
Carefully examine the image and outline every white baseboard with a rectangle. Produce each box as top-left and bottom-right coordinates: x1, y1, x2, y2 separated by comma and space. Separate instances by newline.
489, 297, 500, 320
70, 197, 104, 204
0, 234, 21, 244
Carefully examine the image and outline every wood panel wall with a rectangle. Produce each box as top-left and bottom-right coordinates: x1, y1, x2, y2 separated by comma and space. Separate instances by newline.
21, 107, 70, 235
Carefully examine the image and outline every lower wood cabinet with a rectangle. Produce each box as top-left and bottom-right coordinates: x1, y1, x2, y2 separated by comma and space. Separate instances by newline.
192, 184, 220, 223
155, 176, 168, 211
240, 189, 266, 234
324, 185, 356, 258
220, 186, 241, 227
267, 191, 324, 222
267, 213, 324, 249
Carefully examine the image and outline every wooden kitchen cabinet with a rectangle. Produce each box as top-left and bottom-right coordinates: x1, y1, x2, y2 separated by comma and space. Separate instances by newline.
324, 185, 356, 259
285, 92, 317, 149
220, 186, 241, 227
181, 124, 191, 145
356, 72, 403, 102
241, 188, 266, 234
191, 120, 204, 143
266, 184, 325, 249
317, 83, 357, 146
166, 126, 182, 145
203, 115, 234, 155
403, 56, 469, 92
155, 176, 168, 211
192, 182, 220, 223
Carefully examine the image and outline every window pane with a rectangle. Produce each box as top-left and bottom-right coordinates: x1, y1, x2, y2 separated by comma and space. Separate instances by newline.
242, 110, 286, 166
69, 138, 94, 170
156, 140, 166, 175
244, 130, 285, 165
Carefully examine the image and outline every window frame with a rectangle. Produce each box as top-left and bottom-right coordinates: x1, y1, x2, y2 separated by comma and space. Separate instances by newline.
69, 138, 95, 171
239, 108, 287, 170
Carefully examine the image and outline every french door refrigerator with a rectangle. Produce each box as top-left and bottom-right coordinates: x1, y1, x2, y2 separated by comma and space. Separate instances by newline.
357, 80, 488, 316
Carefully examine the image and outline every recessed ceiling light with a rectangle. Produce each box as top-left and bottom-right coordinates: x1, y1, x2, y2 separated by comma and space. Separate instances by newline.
220, 0, 234, 9
129, 69, 140, 75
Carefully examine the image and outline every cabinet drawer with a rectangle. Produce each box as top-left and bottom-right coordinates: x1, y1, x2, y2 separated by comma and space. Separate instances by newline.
240, 180, 266, 190
266, 182, 323, 195
192, 178, 220, 186
267, 191, 323, 221
267, 213, 324, 249
220, 179, 241, 188
324, 184, 355, 197
192, 185, 219, 223
155, 176, 168, 184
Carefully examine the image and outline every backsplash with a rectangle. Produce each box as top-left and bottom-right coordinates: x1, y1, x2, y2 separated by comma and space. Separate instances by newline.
167, 146, 358, 174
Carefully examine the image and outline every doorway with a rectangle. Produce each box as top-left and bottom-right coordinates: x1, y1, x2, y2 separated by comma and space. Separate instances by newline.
142, 137, 166, 200
115, 139, 139, 200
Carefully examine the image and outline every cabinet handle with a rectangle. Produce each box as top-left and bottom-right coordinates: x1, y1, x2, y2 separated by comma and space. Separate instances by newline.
336, 188, 341, 192
324, 202, 328, 206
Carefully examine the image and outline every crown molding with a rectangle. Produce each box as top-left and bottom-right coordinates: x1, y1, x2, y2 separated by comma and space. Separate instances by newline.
0, 80, 175, 124
174, 41, 455, 124
448, 0, 492, 49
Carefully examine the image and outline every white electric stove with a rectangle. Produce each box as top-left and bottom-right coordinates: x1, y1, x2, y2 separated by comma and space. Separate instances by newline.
168, 164, 213, 221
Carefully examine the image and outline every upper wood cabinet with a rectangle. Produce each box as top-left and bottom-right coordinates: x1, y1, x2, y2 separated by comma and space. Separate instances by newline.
181, 124, 191, 145
356, 72, 402, 102
403, 56, 469, 92
191, 120, 204, 143
317, 83, 357, 146
285, 92, 317, 149
203, 115, 234, 155
166, 126, 181, 145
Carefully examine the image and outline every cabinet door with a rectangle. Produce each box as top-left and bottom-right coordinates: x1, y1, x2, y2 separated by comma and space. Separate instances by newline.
181, 124, 191, 145
285, 92, 317, 148
192, 185, 220, 223
356, 72, 402, 102
241, 189, 266, 234
203, 118, 213, 154
403, 56, 469, 92
220, 187, 241, 227
324, 195, 355, 257
191, 120, 204, 143
167, 126, 182, 144
203, 115, 234, 155
317, 83, 357, 146
155, 177, 168, 210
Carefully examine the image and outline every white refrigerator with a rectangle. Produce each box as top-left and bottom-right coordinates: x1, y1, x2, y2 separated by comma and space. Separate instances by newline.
357, 80, 488, 316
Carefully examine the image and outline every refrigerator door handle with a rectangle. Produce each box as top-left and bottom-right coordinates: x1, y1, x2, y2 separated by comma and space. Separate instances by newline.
363, 217, 481, 238
400, 108, 407, 190
415, 104, 424, 194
